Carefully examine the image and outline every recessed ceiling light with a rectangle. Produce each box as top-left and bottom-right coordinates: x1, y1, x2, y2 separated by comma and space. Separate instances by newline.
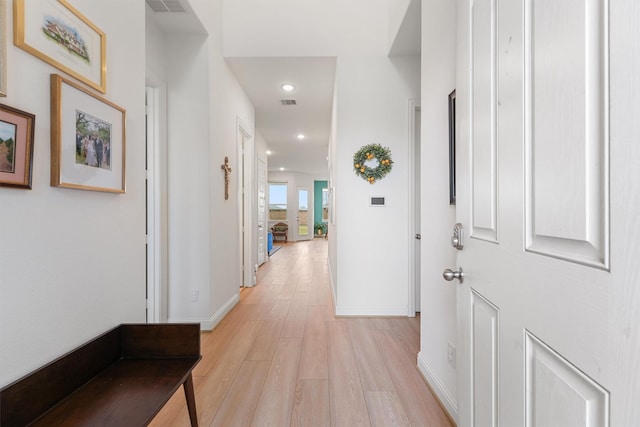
282, 84, 294, 92
266, 150, 272, 155
279, 167, 285, 171
297, 133, 305, 140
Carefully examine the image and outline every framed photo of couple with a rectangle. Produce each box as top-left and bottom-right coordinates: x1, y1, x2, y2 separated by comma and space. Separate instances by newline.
50, 74, 125, 193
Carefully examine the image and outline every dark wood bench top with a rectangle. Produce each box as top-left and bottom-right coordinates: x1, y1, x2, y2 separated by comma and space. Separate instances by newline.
0, 324, 201, 427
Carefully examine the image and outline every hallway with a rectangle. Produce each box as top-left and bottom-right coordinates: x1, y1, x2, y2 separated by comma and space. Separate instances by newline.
151, 239, 453, 426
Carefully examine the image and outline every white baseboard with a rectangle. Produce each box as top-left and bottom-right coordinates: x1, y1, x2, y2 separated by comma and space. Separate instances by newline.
328, 258, 337, 313
417, 351, 458, 422
202, 293, 240, 330
167, 292, 240, 331
335, 305, 409, 316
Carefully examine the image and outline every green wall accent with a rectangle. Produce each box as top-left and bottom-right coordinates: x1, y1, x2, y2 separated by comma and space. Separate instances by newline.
314, 180, 328, 229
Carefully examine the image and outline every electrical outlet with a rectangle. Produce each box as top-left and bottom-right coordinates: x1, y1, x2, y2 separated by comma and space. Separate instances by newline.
190, 289, 199, 302
447, 342, 456, 368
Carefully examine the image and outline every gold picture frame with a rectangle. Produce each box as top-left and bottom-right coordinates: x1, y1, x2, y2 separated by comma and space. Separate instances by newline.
14, 0, 106, 93
51, 74, 125, 193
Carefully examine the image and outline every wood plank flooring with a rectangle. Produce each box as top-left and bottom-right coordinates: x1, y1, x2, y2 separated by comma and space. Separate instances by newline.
150, 239, 453, 427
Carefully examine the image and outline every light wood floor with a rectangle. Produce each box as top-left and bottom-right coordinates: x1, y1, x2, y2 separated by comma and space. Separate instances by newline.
150, 239, 453, 427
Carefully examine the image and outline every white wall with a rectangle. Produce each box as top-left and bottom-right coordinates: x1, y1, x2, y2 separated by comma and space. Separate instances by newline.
145, 0, 256, 329
333, 55, 420, 315
388, 0, 412, 50
223, 0, 388, 57
0, 0, 146, 386
192, 0, 256, 326
416, 0, 458, 420
165, 34, 212, 323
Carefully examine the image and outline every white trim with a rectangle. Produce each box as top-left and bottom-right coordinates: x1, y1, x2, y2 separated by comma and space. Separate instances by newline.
328, 256, 337, 315
335, 305, 409, 316
168, 292, 240, 331
145, 86, 167, 323
236, 116, 256, 287
417, 351, 458, 422
407, 99, 421, 317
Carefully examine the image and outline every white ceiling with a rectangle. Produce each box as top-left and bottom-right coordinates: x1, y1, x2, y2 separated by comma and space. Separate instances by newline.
226, 57, 336, 178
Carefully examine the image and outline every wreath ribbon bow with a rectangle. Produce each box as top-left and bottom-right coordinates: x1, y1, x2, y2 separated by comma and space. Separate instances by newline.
353, 143, 393, 184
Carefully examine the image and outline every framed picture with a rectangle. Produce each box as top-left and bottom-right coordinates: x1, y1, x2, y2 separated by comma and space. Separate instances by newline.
51, 74, 125, 193
0, 104, 35, 188
448, 89, 456, 205
0, 0, 6, 96
14, 0, 106, 93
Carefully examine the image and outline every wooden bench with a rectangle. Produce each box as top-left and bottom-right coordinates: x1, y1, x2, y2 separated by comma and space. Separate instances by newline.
0, 323, 201, 427
271, 222, 288, 242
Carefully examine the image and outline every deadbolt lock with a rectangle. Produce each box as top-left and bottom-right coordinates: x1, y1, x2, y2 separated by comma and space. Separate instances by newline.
451, 223, 464, 250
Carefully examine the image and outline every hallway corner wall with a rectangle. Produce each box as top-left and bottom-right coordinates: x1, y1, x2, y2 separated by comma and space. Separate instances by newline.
418, 0, 458, 419
333, 55, 420, 315
146, 0, 257, 330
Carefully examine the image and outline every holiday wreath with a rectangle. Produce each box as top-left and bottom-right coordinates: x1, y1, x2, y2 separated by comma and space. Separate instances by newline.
353, 143, 393, 184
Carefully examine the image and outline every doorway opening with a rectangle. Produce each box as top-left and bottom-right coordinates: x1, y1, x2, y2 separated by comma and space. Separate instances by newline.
145, 85, 168, 323
408, 100, 421, 316
237, 117, 255, 287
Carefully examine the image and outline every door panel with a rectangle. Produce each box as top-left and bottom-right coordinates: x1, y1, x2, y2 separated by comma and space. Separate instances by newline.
456, 0, 617, 426
471, 290, 498, 427
524, 0, 609, 269
471, 0, 498, 243
525, 331, 609, 427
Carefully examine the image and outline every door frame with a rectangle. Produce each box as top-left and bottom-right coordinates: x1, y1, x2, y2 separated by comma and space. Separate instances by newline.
407, 100, 421, 316
296, 186, 312, 241
257, 156, 267, 265
145, 85, 168, 323
236, 116, 255, 287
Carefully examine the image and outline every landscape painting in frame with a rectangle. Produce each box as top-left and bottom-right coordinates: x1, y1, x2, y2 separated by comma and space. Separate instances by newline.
51, 74, 125, 193
0, 104, 35, 189
14, 0, 106, 93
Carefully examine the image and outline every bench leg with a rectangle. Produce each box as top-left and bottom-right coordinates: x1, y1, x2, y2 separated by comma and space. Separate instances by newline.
183, 373, 198, 427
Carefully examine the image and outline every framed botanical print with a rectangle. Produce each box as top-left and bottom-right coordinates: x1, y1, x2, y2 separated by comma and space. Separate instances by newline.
14, 0, 106, 93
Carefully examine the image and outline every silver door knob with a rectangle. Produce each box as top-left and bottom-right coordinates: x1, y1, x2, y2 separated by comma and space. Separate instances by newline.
443, 267, 464, 284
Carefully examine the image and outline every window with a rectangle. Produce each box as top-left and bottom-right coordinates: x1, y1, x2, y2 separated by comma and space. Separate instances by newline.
322, 188, 329, 222
269, 183, 287, 221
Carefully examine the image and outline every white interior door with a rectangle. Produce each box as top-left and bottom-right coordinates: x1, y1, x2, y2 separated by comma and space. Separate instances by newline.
296, 187, 311, 241
257, 157, 267, 266
411, 103, 422, 314
454, 1, 640, 426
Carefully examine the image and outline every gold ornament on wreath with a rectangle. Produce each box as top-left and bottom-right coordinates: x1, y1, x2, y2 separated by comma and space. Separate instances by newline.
353, 143, 393, 184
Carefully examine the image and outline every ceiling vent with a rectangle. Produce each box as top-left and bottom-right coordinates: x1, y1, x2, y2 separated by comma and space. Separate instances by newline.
146, 0, 186, 13
280, 99, 297, 106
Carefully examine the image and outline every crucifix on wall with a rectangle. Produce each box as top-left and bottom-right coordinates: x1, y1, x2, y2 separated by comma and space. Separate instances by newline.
220, 156, 232, 200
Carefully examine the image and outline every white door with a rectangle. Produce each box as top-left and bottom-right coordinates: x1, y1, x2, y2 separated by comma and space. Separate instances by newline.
454, 1, 640, 426
296, 188, 311, 241
257, 157, 267, 265
411, 103, 422, 314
